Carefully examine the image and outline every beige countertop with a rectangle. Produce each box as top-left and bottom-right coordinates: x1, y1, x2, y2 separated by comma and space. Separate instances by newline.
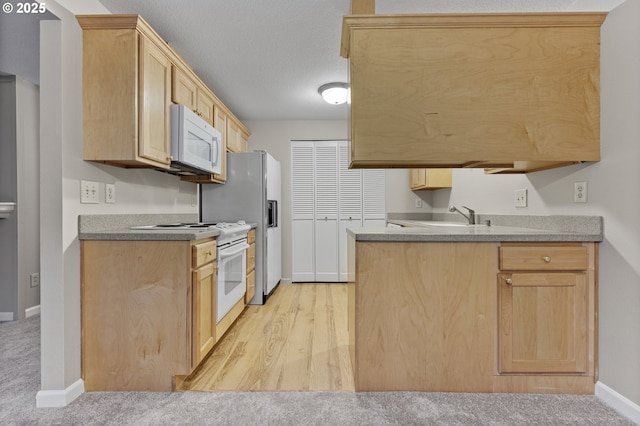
349, 216, 603, 242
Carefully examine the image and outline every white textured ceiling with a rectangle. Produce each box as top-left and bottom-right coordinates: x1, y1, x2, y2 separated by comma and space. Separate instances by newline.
93, 0, 625, 121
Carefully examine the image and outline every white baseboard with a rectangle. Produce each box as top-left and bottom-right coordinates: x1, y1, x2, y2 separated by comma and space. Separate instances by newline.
36, 379, 84, 408
280, 278, 292, 285
596, 381, 640, 424
0, 312, 14, 321
25, 305, 41, 318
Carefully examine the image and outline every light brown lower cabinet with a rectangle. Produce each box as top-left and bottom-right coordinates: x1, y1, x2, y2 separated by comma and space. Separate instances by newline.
81, 237, 221, 391
192, 241, 217, 366
348, 238, 598, 394
245, 229, 256, 304
495, 242, 597, 393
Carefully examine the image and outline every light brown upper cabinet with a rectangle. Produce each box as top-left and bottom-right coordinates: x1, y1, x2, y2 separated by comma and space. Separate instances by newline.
172, 66, 216, 126
78, 15, 174, 169
410, 169, 452, 191
77, 14, 250, 180
341, 13, 607, 173
227, 117, 250, 153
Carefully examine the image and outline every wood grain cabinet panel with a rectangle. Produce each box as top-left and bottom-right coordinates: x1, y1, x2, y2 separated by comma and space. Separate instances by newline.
81, 237, 219, 391
409, 168, 452, 190
341, 13, 606, 172
78, 15, 174, 169
171, 65, 216, 126
192, 261, 216, 366
496, 242, 597, 393
245, 229, 256, 304
351, 241, 498, 392
78, 14, 249, 182
498, 272, 588, 374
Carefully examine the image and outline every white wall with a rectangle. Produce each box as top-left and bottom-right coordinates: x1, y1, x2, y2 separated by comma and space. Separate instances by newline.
38, 0, 197, 405
431, 0, 640, 406
0, 76, 40, 320
243, 120, 427, 282
16, 77, 41, 318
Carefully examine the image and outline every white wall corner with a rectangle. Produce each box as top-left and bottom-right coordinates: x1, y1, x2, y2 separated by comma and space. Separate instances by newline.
25, 305, 40, 318
0, 312, 15, 321
596, 381, 640, 424
36, 379, 84, 408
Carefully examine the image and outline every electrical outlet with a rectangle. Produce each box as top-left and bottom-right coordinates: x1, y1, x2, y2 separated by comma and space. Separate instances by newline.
574, 181, 588, 203
105, 183, 116, 203
415, 198, 422, 208
514, 189, 527, 208
30, 273, 40, 288
80, 180, 99, 204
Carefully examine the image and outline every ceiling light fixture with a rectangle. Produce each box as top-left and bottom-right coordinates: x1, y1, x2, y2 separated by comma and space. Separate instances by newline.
318, 82, 349, 105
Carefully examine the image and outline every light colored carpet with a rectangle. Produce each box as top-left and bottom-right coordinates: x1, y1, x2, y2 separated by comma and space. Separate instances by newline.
0, 315, 634, 425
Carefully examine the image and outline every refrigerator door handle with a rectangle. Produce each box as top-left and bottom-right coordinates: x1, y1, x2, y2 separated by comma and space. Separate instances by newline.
267, 200, 278, 228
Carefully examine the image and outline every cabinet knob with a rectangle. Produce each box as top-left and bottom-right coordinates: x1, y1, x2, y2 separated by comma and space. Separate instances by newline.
207, 250, 213, 256
505, 278, 513, 285
543, 256, 551, 263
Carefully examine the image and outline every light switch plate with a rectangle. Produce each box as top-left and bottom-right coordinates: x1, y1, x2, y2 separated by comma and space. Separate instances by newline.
514, 189, 527, 208
80, 180, 99, 204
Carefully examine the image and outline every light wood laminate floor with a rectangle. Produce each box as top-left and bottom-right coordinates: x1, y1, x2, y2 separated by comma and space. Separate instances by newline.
178, 283, 354, 392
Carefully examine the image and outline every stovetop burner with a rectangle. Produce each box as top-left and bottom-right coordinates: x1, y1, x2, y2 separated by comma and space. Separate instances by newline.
130, 221, 250, 234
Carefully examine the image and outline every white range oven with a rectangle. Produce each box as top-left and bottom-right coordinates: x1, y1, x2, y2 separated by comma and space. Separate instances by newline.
214, 222, 251, 322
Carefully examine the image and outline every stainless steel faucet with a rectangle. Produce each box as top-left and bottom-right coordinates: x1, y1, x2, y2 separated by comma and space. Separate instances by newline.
448, 205, 476, 225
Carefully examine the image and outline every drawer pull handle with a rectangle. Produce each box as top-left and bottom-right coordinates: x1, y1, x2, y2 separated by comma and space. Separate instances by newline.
207, 251, 213, 256
505, 278, 513, 285
543, 256, 551, 263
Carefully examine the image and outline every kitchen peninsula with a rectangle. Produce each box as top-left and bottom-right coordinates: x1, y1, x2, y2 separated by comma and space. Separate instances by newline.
347, 215, 602, 394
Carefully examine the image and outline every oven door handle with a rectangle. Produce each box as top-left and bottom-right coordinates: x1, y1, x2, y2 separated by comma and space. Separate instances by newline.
218, 242, 250, 260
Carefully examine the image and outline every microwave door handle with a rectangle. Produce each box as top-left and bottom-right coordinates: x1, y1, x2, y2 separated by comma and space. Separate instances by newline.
273, 200, 278, 227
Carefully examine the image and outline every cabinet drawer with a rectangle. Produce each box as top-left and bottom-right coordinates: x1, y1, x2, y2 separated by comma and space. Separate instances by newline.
246, 243, 256, 272
500, 246, 588, 271
247, 229, 256, 244
193, 240, 216, 268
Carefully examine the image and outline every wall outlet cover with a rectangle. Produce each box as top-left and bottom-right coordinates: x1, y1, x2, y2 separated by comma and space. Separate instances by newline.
105, 183, 116, 203
574, 181, 588, 203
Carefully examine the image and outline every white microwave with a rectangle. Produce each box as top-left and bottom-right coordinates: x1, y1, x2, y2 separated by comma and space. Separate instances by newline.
170, 104, 222, 175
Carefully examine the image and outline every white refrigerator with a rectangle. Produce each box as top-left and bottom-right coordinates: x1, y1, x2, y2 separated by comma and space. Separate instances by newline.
200, 151, 282, 305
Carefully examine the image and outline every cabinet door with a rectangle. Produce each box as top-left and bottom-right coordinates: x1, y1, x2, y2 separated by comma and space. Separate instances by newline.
171, 66, 197, 111
226, 119, 241, 152
138, 36, 172, 166
196, 87, 215, 125
193, 262, 216, 366
410, 169, 426, 189
498, 272, 588, 374
410, 169, 452, 190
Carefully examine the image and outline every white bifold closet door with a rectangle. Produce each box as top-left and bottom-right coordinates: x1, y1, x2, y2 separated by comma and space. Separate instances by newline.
314, 141, 339, 282
338, 141, 362, 282
291, 140, 385, 282
291, 141, 315, 282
